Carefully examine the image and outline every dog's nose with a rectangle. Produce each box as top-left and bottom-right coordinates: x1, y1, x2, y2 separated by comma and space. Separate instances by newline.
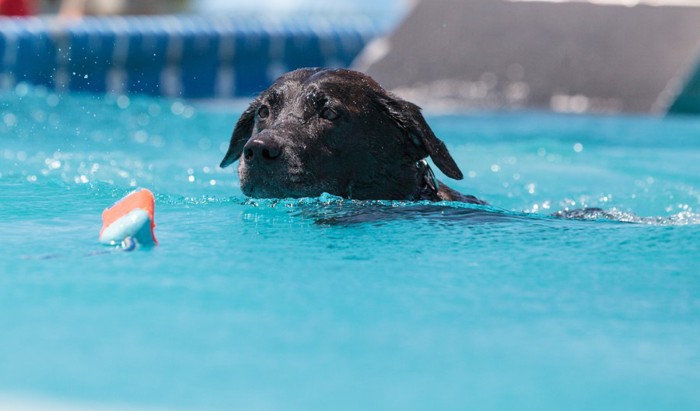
243, 136, 282, 162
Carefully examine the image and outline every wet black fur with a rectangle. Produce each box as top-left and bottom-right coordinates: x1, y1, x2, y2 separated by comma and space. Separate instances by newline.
220, 68, 485, 204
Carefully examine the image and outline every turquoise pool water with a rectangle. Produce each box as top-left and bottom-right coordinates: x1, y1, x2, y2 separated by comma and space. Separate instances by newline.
1, 85, 699, 410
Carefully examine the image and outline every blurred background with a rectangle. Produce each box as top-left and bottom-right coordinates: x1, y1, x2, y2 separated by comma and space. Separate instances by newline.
0, 0, 405, 17
1, 0, 700, 115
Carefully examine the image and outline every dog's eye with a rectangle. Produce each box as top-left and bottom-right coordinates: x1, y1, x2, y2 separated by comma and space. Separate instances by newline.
257, 105, 270, 119
320, 107, 339, 121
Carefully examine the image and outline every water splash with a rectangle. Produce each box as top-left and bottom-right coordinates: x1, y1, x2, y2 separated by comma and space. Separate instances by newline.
222, 193, 700, 226
230, 193, 700, 227
550, 207, 700, 226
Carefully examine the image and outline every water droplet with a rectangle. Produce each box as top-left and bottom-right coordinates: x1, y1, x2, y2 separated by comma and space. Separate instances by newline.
48, 159, 62, 170
133, 130, 148, 143
3, 113, 17, 127
14, 82, 29, 97
171, 101, 185, 115
526, 183, 536, 195
183, 106, 195, 119
117, 95, 130, 109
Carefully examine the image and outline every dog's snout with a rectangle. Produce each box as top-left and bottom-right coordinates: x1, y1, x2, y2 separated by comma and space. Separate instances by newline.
243, 136, 282, 162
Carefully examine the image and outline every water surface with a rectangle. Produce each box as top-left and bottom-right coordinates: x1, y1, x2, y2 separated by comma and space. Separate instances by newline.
1, 85, 699, 410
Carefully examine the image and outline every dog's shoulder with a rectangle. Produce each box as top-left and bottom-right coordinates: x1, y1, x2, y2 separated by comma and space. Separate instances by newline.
435, 183, 488, 205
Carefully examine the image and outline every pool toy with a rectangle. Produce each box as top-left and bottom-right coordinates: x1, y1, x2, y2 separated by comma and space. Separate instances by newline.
99, 188, 158, 248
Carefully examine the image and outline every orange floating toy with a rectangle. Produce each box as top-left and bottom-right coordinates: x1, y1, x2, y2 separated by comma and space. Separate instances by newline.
99, 188, 158, 247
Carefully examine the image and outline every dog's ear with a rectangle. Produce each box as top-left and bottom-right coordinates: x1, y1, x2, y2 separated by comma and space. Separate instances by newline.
379, 95, 463, 180
219, 103, 256, 168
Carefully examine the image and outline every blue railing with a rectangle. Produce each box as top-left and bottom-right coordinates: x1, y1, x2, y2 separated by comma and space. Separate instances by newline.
0, 14, 386, 99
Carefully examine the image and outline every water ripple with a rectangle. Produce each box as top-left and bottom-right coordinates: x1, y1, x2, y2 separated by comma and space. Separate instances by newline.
226, 194, 700, 226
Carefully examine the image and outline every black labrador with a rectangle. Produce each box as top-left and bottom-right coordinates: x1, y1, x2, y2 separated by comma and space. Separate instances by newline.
219, 68, 486, 205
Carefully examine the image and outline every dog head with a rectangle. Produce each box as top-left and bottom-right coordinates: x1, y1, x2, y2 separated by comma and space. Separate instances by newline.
220, 68, 463, 200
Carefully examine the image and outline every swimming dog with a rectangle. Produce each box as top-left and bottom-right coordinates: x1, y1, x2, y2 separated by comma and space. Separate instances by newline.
220, 68, 485, 204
